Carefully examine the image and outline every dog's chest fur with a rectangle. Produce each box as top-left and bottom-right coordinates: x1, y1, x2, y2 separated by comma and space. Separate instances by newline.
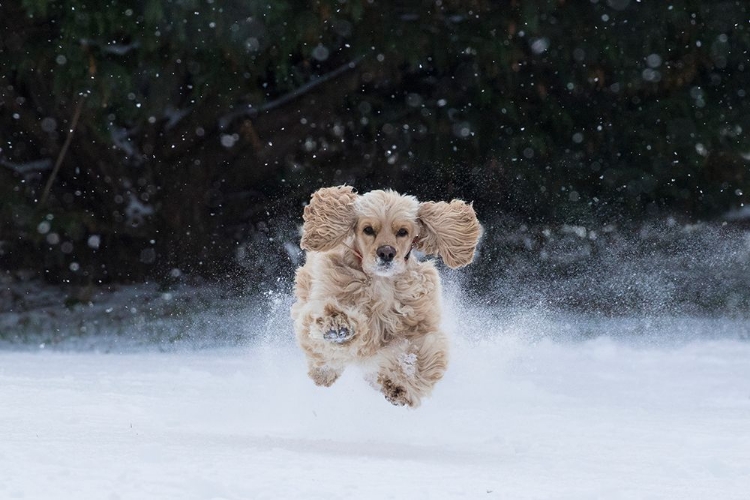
352, 263, 439, 345
313, 251, 441, 351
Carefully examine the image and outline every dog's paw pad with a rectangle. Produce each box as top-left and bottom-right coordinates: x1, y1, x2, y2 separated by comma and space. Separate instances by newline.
323, 327, 353, 344
380, 378, 410, 407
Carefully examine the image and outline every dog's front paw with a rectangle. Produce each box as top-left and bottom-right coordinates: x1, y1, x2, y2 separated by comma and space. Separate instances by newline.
309, 366, 341, 387
323, 326, 353, 344
314, 304, 356, 344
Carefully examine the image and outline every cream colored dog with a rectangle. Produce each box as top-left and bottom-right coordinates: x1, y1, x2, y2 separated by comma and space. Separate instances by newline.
291, 186, 482, 407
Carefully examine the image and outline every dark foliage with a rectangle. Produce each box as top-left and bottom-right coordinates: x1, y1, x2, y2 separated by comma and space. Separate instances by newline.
1, 0, 749, 286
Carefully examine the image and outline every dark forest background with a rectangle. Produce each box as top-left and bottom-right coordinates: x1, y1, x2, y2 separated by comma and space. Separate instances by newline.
1, 0, 749, 293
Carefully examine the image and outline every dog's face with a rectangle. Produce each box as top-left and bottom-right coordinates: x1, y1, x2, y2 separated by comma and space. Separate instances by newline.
354, 190, 419, 277
300, 185, 482, 272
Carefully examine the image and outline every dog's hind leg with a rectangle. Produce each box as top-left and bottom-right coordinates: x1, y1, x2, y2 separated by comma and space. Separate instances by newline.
375, 331, 449, 408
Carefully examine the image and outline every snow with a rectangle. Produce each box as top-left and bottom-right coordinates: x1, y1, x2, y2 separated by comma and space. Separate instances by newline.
724, 205, 750, 221
398, 351, 418, 377
2, 306, 750, 500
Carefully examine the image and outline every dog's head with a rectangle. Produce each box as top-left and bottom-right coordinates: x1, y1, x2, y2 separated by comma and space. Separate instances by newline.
300, 186, 482, 276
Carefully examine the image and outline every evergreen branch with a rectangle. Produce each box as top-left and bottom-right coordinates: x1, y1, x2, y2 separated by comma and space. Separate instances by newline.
0, 158, 53, 175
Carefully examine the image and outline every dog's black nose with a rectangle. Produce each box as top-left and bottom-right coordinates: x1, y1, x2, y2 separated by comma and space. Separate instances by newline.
377, 245, 396, 263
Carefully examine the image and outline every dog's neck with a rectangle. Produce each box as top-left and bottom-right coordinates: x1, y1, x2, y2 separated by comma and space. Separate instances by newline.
407, 236, 419, 260
343, 242, 364, 265
339, 244, 364, 272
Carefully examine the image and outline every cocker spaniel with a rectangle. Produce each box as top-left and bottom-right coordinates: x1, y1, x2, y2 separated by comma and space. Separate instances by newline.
291, 186, 482, 407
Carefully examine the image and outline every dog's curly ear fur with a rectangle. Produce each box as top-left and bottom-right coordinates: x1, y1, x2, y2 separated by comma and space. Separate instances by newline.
416, 200, 482, 268
300, 185, 358, 252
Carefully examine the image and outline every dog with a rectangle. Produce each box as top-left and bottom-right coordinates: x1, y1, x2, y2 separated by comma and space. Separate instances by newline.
291, 186, 482, 407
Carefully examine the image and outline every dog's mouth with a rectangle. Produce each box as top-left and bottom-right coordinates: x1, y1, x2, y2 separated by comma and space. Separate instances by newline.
369, 259, 401, 277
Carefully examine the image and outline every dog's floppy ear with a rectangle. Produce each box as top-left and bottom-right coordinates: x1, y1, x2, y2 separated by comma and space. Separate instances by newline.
416, 199, 482, 268
300, 185, 358, 252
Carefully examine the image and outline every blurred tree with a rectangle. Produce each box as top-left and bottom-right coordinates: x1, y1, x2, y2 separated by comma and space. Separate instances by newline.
1, 0, 748, 284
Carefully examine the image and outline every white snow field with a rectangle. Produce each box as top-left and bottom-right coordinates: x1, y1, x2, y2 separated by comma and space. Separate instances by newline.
1, 300, 750, 500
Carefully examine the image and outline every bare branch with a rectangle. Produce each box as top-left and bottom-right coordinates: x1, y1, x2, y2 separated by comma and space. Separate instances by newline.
39, 96, 86, 207
218, 56, 365, 130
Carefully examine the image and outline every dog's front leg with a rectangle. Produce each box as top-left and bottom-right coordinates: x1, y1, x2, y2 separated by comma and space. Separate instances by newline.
310, 303, 357, 344
296, 302, 363, 387
307, 362, 344, 387
297, 327, 347, 387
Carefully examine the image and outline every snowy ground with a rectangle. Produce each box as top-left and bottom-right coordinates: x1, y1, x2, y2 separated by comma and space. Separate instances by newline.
2, 293, 750, 499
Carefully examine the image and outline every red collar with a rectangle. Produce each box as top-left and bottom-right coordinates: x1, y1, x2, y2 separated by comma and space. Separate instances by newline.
407, 236, 419, 260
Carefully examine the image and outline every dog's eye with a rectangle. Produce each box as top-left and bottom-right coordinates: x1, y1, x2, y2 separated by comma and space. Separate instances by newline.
363, 226, 375, 236
396, 228, 408, 237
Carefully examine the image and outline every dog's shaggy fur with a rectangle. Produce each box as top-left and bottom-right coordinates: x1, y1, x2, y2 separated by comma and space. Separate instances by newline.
291, 186, 482, 407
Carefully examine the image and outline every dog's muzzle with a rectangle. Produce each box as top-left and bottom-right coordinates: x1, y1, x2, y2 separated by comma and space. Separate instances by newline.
376, 245, 396, 264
